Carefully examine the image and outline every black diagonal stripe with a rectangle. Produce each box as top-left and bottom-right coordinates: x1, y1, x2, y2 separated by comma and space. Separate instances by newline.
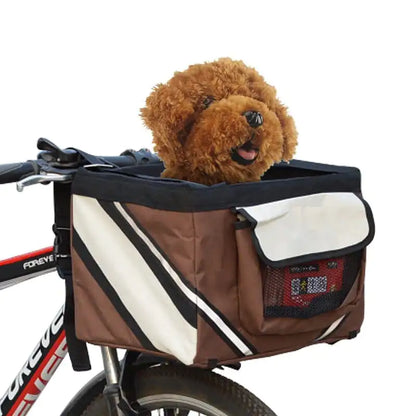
72, 229, 156, 351
196, 296, 258, 356
121, 202, 197, 294
98, 201, 197, 329
196, 309, 245, 358
119, 202, 257, 356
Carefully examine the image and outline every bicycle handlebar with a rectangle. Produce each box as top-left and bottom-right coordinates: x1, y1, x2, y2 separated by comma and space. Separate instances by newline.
0, 145, 161, 186
0, 162, 37, 185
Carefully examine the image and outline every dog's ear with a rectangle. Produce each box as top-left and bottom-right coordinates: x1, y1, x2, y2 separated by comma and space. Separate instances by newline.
279, 109, 298, 161
270, 100, 298, 161
141, 83, 195, 150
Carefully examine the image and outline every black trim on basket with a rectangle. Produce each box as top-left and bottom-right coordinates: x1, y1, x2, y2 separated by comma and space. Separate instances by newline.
234, 219, 251, 230
236, 194, 375, 269
72, 160, 362, 213
265, 292, 346, 319
72, 229, 156, 351
98, 200, 198, 329
117, 202, 257, 357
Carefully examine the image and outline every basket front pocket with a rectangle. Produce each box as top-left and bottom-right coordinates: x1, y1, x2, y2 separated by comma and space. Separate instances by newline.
235, 192, 374, 336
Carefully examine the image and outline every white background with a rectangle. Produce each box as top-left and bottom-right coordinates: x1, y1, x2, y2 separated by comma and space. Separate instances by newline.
0, 1, 414, 415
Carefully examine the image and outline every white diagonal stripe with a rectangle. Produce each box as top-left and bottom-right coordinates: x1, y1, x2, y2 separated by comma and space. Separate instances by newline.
114, 202, 254, 356
73, 195, 197, 365
315, 314, 346, 341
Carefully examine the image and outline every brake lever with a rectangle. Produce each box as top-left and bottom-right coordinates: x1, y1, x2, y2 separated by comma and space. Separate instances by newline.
16, 173, 72, 192
37, 138, 80, 167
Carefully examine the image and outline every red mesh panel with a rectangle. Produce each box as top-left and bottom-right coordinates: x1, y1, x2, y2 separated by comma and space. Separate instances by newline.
264, 257, 346, 318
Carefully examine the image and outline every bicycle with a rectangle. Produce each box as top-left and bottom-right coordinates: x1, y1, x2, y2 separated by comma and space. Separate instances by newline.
0, 138, 276, 416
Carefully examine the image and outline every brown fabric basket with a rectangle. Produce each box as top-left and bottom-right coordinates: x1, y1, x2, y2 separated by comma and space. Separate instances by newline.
70, 160, 374, 367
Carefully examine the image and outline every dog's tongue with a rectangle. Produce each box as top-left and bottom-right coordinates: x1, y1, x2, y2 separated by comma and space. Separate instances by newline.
237, 147, 258, 160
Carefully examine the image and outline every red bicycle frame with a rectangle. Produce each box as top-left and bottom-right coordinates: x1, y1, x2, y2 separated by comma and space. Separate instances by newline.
0, 248, 68, 416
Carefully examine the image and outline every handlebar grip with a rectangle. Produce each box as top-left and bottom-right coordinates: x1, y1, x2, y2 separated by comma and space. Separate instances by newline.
103, 149, 161, 167
0, 162, 36, 184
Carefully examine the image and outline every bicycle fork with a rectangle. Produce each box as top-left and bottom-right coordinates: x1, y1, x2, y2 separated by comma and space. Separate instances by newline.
101, 347, 125, 416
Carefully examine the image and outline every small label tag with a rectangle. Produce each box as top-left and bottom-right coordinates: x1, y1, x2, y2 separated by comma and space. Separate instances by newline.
289, 264, 319, 274
291, 276, 328, 296
327, 261, 338, 269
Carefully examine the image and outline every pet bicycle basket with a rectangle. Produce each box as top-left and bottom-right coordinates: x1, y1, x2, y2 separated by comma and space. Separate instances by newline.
70, 160, 374, 367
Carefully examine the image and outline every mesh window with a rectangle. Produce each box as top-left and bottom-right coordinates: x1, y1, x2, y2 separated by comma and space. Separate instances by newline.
264, 251, 362, 319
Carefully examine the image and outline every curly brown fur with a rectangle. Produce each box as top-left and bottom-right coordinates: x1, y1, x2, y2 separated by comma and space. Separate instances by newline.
141, 58, 297, 185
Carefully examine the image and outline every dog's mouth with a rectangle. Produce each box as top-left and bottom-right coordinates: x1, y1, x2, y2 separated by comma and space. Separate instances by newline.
231, 136, 259, 166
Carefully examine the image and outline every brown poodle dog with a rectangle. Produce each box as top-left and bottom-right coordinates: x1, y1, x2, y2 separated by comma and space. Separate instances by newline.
141, 58, 297, 185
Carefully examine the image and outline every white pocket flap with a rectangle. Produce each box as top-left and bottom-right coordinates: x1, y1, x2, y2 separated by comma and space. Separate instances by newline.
236, 192, 374, 267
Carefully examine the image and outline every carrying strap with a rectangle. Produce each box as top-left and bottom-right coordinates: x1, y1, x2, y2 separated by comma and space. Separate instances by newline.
70, 147, 117, 168
54, 182, 91, 371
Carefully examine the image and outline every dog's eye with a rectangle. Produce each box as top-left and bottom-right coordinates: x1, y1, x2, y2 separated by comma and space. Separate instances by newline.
202, 96, 215, 109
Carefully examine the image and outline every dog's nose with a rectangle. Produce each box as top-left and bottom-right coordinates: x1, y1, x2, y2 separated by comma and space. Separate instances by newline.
244, 111, 263, 128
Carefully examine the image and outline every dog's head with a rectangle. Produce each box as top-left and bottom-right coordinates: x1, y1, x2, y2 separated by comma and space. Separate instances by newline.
141, 58, 297, 185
